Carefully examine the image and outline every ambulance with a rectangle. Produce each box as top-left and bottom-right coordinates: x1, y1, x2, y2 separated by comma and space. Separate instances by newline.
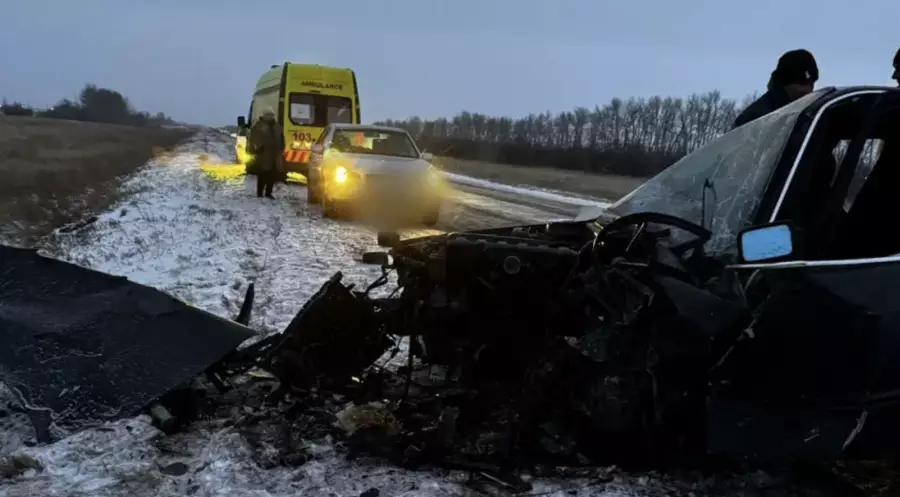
235, 63, 361, 179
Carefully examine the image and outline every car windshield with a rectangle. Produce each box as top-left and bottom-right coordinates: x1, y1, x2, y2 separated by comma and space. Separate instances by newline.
588, 90, 826, 256
330, 129, 420, 158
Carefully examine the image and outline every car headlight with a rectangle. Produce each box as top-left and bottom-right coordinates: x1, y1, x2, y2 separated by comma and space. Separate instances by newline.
335, 166, 349, 183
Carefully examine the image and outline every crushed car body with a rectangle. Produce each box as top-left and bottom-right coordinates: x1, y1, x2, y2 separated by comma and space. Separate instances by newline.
262, 215, 752, 469
247, 85, 900, 470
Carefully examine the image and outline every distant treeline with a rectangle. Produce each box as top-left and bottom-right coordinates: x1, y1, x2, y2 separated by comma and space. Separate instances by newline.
1, 84, 176, 127
376, 91, 757, 178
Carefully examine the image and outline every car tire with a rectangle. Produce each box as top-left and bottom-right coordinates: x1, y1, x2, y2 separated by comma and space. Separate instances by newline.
307, 181, 322, 205
422, 208, 440, 227
323, 197, 342, 219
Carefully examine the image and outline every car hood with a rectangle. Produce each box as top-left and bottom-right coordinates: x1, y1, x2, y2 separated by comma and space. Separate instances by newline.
344, 154, 431, 175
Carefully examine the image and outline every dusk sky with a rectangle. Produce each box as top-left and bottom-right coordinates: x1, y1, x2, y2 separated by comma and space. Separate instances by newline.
2, 0, 897, 125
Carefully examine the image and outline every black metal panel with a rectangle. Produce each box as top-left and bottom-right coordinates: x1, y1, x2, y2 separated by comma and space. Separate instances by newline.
709, 261, 900, 459
0, 246, 254, 438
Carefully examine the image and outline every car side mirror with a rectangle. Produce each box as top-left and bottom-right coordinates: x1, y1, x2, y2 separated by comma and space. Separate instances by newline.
311, 144, 324, 154
237, 116, 246, 128
738, 222, 796, 263
420, 152, 434, 161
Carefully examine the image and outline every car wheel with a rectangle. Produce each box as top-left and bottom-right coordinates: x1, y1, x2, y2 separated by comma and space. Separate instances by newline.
422, 207, 440, 227
323, 197, 341, 219
307, 180, 322, 205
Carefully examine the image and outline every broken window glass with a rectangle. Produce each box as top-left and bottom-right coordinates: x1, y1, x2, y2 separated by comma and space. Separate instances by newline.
609, 91, 823, 257
836, 139, 884, 212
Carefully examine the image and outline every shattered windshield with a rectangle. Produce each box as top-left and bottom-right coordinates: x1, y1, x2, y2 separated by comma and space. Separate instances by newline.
603, 90, 824, 256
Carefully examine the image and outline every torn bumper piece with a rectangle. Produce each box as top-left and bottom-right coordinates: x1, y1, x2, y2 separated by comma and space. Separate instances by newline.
264, 272, 393, 385
0, 245, 255, 441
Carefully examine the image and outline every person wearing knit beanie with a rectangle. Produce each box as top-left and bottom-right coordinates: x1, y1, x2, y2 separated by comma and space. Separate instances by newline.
767, 49, 819, 92
733, 49, 819, 129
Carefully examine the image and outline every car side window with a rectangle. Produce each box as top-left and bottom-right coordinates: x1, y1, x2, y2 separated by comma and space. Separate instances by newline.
828, 106, 900, 259
835, 139, 884, 212
774, 94, 883, 258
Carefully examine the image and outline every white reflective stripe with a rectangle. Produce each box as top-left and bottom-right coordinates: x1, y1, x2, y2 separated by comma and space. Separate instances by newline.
769, 90, 887, 222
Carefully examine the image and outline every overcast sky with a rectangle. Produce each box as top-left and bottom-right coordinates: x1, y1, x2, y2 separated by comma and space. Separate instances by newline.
2, 0, 897, 125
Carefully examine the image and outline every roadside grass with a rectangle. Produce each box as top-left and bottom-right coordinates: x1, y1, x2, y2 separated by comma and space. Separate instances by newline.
0, 116, 191, 246
432, 156, 649, 201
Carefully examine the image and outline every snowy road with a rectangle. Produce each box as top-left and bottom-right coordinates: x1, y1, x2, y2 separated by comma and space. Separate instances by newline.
49, 131, 591, 334
0, 131, 794, 497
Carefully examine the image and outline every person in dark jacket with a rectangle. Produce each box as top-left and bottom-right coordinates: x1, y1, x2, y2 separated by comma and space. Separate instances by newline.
249, 108, 282, 199
732, 49, 819, 129
892, 47, 899, 87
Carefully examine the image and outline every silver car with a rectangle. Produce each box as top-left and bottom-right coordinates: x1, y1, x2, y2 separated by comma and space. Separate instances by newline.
306, 124, 444, 226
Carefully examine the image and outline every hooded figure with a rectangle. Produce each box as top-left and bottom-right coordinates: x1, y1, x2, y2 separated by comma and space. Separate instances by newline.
249, 108, 282, 198
892, 47, 899, 87
732, 49, 819, 129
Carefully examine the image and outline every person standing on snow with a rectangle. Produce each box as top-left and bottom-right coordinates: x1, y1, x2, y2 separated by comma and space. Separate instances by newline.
892, 47, 899, 87
732, 49, 819, 129
250, 108, 282, 199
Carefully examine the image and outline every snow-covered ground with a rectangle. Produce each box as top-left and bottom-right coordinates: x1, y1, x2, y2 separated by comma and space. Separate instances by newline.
45, 133, 438, 334
0, 130, 799, 496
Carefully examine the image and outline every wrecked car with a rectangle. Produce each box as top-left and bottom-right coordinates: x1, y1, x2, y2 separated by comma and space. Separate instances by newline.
262, 85, 900, 469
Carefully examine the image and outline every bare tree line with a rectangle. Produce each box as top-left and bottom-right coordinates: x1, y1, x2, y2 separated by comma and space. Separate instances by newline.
1, 84, 175, 127
376, 90, 758, 177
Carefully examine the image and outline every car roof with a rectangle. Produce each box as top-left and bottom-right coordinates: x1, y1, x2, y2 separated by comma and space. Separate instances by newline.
830, 85, 900, 93
794, 85, 900, 120
814, 85, 900, 103
330, 123, 409, 134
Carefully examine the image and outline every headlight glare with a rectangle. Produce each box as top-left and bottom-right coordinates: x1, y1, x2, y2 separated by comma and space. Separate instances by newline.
335, 166, 349, 183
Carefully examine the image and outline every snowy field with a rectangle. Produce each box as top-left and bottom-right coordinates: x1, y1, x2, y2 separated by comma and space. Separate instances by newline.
0, 130, 809, 497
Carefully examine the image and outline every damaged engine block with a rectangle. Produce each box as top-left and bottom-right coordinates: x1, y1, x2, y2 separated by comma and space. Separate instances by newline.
259, 213, 756, 469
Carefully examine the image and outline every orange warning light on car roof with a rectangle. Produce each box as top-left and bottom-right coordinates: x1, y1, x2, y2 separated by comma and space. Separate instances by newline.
353, 132, 364, 145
